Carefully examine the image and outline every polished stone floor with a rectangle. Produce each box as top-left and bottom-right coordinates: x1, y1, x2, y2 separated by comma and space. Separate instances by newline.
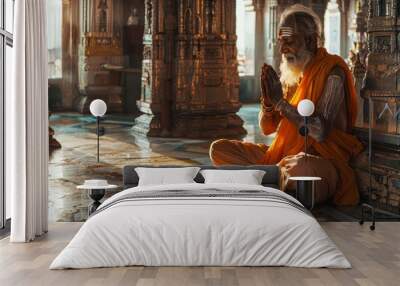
49, 104, 278, 222
49, 104, 388, 223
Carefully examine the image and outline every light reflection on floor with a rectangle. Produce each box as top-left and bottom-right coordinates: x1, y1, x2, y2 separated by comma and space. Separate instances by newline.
49, 104, 276, 222
49, 104, 373, 223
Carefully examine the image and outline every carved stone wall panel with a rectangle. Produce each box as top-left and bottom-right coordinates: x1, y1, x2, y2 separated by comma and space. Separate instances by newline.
368, 16, 396, 29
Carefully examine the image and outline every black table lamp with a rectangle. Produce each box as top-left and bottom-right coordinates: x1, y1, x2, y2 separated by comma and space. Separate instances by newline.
297, 99, 315, 158
89, 99, 107, 162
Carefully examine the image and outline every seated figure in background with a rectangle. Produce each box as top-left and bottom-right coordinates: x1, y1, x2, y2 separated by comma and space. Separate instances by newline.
209, 4, 363, 206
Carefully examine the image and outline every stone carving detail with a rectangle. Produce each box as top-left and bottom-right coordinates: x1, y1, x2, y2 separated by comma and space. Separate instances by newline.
145, 0, 153, 34
75, 0, 124, 113
352, 54, 367, 126
374, 35, 391, 53
143, 45, 152, 60
353, 0, 369, 66
372, 0, 391, 16
84, 33, 122, 57
363, 1, 399, 93
205, 0, 216, 33
134, 0, 245, 139
368, 63, 400, 78
398, 32, 400, 48
97, 0, 108, 32
354, 0, 400, 210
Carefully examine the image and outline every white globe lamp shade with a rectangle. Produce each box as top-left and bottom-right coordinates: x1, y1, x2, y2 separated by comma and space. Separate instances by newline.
297, 99, 315, 117
90, 99, 107, 117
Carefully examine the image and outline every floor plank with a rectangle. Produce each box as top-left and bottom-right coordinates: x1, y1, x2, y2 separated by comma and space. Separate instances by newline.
0, 222, 399, 286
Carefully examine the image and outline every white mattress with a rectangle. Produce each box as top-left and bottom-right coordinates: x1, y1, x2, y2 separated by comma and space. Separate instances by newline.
50, 183, 350, 269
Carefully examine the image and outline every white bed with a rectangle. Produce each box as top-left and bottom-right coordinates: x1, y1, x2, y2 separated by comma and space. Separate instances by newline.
50, 183, 350, 269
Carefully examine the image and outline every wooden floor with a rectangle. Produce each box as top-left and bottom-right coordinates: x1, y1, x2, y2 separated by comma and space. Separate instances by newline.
0, 222, 399, 286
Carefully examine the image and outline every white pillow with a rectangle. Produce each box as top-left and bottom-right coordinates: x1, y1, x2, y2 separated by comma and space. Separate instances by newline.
200, 169, 266, 185
135, 167, 201, 186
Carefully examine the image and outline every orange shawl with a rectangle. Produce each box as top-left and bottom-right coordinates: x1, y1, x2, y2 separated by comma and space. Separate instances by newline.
263, 48, 363, 206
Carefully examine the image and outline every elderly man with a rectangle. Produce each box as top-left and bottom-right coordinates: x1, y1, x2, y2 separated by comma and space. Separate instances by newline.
210, 5, 363, 205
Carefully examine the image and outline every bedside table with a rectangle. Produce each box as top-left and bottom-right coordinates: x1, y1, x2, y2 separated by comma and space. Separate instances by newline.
288, 176, 321, 210
77, 182, 118, 215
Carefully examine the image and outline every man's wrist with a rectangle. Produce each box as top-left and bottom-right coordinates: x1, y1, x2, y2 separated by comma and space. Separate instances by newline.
262, 104, 274, 113
274, 98, 286, 112
260, 96, 274, 112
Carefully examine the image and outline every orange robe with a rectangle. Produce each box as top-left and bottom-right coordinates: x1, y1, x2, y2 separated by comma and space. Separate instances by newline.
210, 48, 363, 206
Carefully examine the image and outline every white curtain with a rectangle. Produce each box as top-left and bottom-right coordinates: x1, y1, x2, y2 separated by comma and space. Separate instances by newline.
8, 0, 49, 242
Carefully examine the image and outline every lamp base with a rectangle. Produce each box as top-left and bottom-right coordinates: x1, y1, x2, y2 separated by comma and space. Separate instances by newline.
296, 180, 315, 209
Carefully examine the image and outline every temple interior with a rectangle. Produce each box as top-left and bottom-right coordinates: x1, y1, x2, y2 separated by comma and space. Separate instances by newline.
47, 0, 400, 222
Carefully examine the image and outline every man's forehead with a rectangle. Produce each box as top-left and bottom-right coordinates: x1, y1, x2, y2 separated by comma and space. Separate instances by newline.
279, 26, 295, 38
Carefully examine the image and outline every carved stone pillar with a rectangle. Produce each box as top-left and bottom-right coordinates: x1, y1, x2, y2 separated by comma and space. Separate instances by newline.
133, 0, 245, 139
61, 0, 80, 109
265, 0, 280, 70
75, 0, 126, 113
350, 0, 368, 127
324, 0, 343, 56
353, 0, 400, 210
355, 0, 369, 65
253, 0, 266, 97
352, 54, 367, 126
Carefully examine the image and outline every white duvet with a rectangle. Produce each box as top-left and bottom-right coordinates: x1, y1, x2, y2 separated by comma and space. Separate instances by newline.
50, 183, 350, 269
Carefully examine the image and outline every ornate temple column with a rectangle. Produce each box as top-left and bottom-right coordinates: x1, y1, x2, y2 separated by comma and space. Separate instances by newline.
254, 0, 266, 97
133, 0, 167, 135
324, 0, 343, 56
61, 0, 80, 109
75, 0, 126, 113
350, 0, 368, 127
265, 0, 279, 69
352, 54, 367, 126
133, 0, 245, 139
352, 0, 400, 209
355, 0, 369, 65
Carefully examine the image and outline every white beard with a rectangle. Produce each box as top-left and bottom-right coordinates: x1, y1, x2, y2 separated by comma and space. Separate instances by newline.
279, 50, 312, 87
